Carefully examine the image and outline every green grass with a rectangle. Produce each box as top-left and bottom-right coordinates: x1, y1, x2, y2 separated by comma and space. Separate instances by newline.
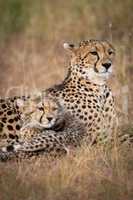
0, 0, 133, 42
0, 0, 30, 40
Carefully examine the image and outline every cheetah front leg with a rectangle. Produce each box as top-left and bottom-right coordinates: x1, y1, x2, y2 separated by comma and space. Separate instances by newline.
0, 132, 69, 161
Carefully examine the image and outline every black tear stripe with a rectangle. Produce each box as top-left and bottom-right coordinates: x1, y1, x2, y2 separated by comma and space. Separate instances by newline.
94, 41, 106, 73
94, 52, 99, 73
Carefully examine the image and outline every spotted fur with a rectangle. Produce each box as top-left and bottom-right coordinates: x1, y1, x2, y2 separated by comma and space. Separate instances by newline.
45, 40, 117, 144
0, 96, 86, 161
0, 96, 29, 148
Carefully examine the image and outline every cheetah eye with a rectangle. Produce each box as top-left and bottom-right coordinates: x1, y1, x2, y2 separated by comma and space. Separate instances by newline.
108, 50, 114, 55
90, 51, 97, 55
25, 111, 34, 117
52, 107, 57, 111
38, 107, 44, 111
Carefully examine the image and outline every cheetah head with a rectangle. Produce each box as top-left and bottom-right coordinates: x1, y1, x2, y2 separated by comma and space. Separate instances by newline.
36, 96, 63, 129
64, 39, 115, 85
17, 93, 63, 130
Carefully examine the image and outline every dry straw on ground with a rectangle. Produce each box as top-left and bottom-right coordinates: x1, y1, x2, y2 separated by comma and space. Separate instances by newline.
0, 144, 133, 200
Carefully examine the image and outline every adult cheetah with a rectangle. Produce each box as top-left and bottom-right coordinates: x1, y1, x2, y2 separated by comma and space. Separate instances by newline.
45, 40, 116, 144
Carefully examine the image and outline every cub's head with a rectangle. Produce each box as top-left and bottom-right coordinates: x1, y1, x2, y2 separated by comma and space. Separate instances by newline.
16, 93, 63, 130
64, 39, 115, 85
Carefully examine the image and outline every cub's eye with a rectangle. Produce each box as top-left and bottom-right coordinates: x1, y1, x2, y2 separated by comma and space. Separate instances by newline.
108, 50, 114, 55
90, 51, 97, 55
37, 107, 44, 111
25, 111, 34, 117
52, 107, 57, 111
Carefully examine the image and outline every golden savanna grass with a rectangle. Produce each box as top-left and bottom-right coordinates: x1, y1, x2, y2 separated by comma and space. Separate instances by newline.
0, 144, 133, 200
0, 0, 132, 199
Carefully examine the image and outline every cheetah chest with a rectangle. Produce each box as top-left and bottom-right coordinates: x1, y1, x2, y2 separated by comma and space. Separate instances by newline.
55, 84, 115, 135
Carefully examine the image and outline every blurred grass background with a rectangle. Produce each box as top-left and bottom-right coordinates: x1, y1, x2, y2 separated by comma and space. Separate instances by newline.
0, 0, 132, 123
0, 1, 133, 199
0, 0, 132, 122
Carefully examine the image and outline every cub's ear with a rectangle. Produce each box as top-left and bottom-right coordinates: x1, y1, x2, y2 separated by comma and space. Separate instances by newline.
30, 91, 42, 103
31, 91, 42, 99
16, 99, 25, 108
63, 42, 78, 53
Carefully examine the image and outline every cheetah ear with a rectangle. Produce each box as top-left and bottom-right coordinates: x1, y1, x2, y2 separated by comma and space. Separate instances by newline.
63, 43, 78, 53
31, 90, 42, 98
30, 91, 42, 103
16, 99, 25, 108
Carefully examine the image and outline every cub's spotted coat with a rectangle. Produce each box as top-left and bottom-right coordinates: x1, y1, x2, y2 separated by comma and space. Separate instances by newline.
0, 95, 86, 161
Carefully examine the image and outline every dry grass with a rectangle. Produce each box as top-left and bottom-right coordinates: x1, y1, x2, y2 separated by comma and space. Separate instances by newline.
0, 0, 132, 199
0, 144, 133, 200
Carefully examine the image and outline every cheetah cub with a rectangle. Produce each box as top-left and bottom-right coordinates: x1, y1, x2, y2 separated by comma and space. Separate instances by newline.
16, 93, 65, 141
0, 93, 86, 161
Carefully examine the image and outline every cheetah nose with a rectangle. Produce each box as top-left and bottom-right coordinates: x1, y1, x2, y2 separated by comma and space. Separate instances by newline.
102, 62, 111, 70
47, 117, 53, 122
